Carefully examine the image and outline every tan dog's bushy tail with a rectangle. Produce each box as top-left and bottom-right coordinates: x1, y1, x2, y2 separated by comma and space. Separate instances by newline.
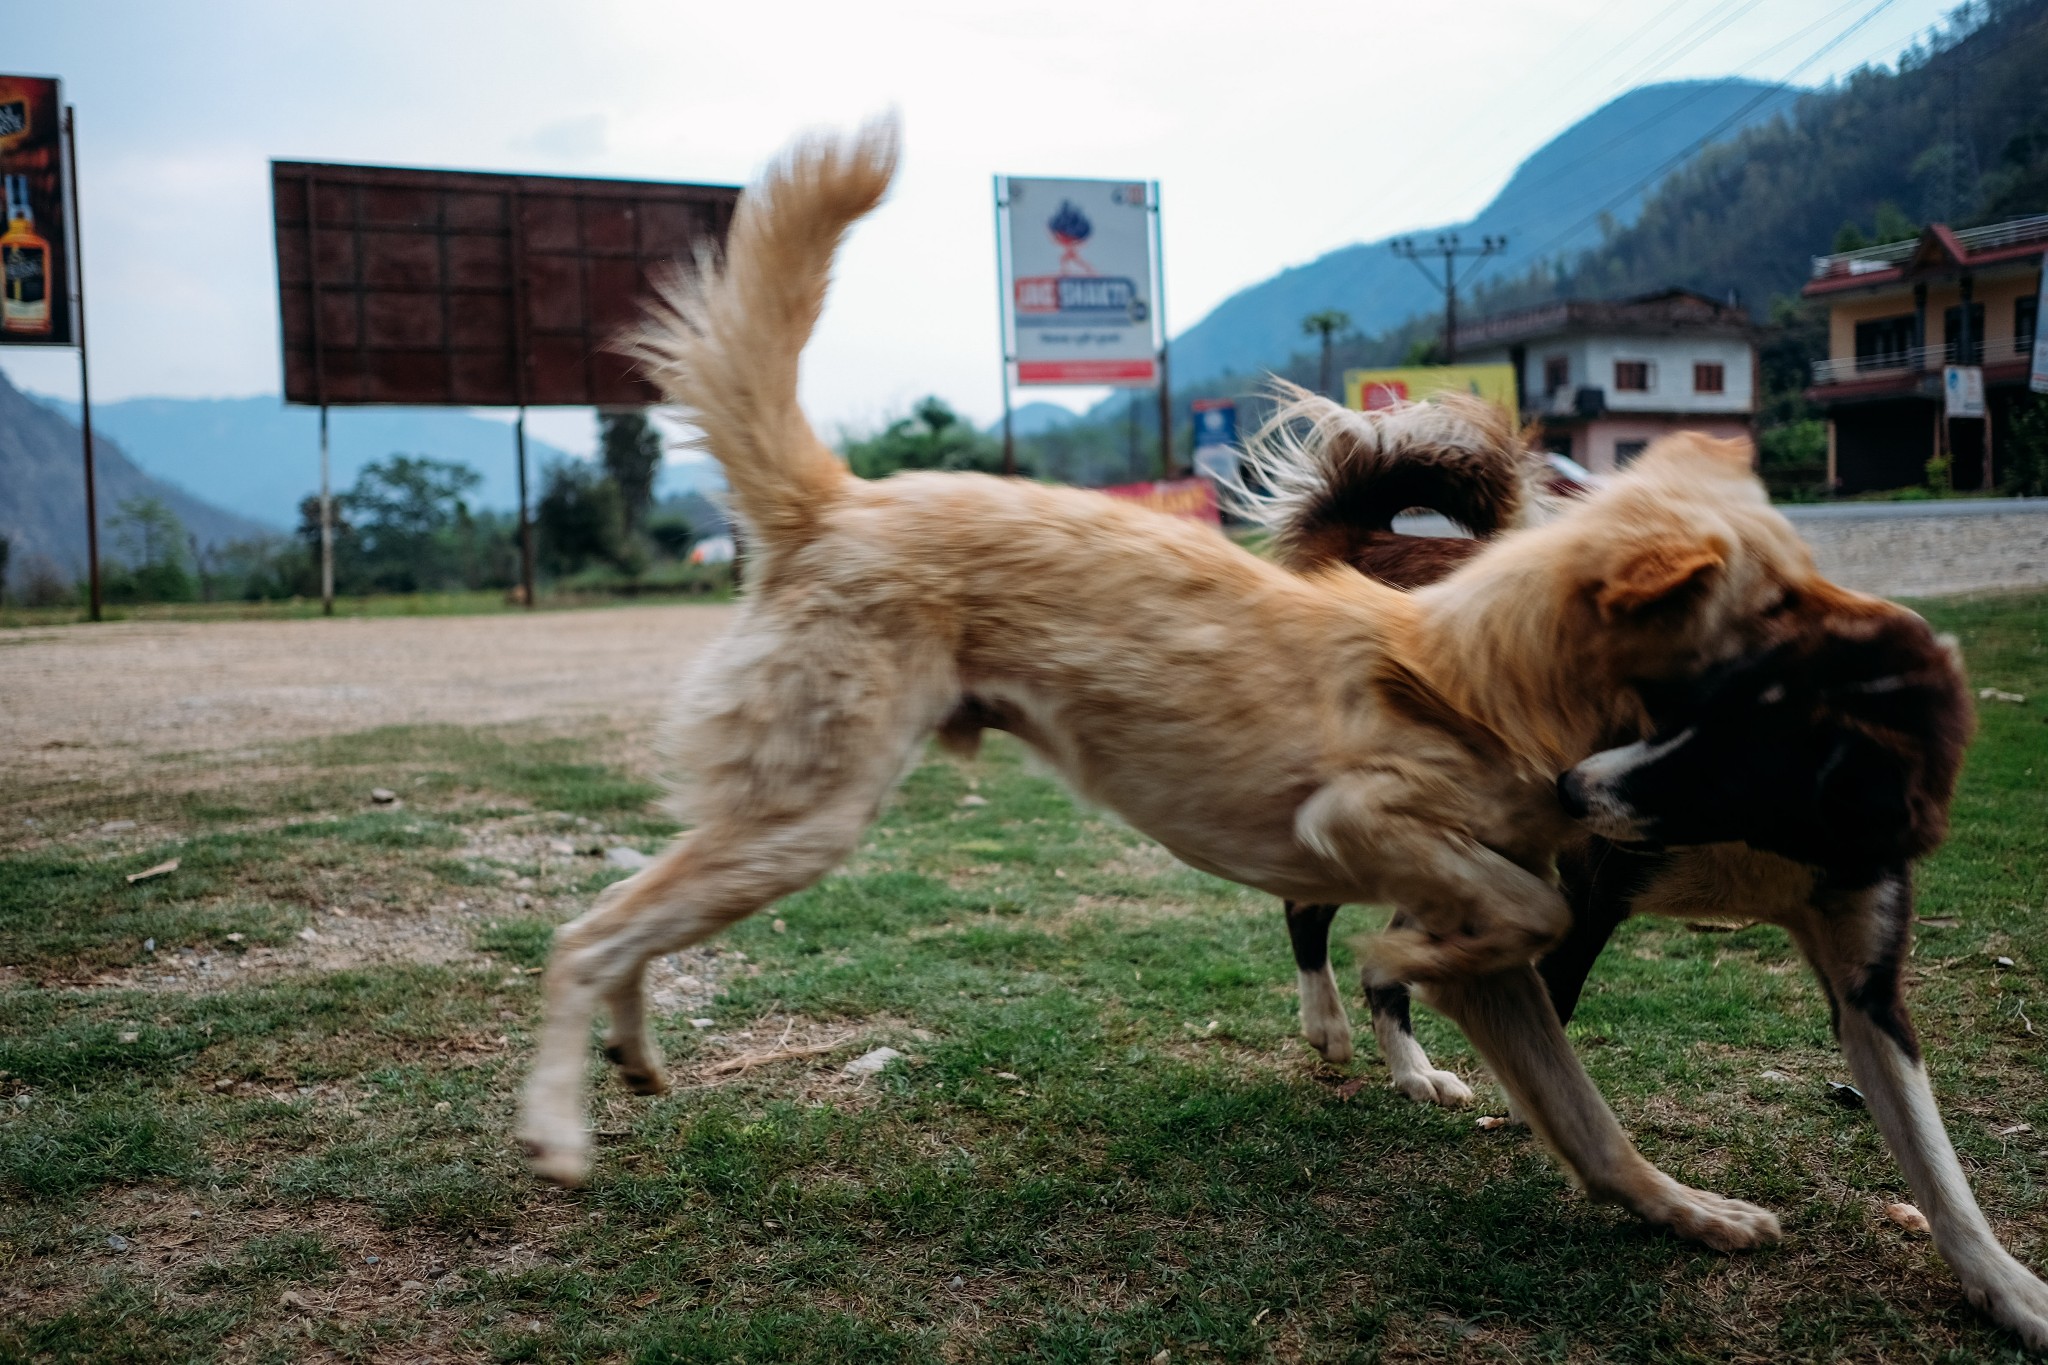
1234, 381, 1540, 572
628, 115, 900, 552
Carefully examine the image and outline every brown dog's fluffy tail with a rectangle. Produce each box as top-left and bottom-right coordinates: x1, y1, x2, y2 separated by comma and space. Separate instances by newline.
627, 116, 899, 552
1234, 381, 1541, 573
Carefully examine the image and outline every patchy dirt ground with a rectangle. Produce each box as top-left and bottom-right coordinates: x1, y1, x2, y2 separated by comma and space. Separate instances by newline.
0, 603, 736, 781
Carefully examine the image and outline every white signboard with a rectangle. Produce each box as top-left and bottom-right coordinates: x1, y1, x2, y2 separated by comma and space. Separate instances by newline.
1000, 176, 1157, 387
2031, 269, 2047, 395
1944, 364, 1985, 419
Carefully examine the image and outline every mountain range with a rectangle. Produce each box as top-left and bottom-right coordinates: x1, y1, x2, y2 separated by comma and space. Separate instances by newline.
32, 395, 579, 530
1159, 78, 1801, 392
0, 369, 272, 589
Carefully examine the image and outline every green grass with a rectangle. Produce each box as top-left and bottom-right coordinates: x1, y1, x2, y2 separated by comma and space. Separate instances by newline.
0, 591, 2043, 1361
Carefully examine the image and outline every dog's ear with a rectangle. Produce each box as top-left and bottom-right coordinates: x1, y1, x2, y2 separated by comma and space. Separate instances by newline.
1596, 541, 1724, 619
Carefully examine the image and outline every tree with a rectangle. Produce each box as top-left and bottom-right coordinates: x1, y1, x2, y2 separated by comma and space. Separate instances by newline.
106, 495, 195, 602
341, 456, 482, 593
843, 397, 1009, 478
535, 460, 626, 575
599, 410, 664, 535
1301, 310, 1352, 398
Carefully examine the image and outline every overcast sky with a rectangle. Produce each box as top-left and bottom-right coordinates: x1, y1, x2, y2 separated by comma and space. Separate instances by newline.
3, 0, 1953, 457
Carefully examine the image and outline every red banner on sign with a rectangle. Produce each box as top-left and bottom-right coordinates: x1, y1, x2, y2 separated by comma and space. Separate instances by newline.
1097, 477, 1220, 525
1018, 358, 1158, 386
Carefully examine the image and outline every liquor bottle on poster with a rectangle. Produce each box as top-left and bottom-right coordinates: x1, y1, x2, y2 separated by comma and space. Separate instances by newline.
2, 172, 52, 336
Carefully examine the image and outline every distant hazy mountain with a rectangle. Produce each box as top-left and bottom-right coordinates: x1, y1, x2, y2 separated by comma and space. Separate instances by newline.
32, 395, 580, 530
0, 369, 272, 589
1164, 79, 1800, 390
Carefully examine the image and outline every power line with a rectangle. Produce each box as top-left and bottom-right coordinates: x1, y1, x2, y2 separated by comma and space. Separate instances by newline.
1514, 0, 1907, 267
1317, 0, 1692, 241
1445, 0, 1874, 234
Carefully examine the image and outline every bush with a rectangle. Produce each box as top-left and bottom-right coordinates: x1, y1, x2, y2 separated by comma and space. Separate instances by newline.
2004, 396, 2048, 497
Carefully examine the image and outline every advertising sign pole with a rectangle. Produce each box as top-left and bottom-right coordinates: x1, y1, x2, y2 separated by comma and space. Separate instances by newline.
993, 177, 1015, 477
61, 106, 99, 621
318, 405, 333, 615
515, 409, 535, 607
1151, 181, 1170, 479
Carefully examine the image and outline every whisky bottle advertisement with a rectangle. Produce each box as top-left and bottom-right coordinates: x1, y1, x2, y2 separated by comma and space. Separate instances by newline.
0, 74, 70, 346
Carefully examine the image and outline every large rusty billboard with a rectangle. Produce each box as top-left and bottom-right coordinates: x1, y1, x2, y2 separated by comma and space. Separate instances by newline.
271, 161, 738, 407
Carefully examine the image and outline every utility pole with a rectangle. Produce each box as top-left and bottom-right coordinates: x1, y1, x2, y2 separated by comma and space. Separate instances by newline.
1390, 233, 1507, 363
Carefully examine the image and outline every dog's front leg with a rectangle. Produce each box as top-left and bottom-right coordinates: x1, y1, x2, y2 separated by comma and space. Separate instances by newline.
1421, 966, 1782, 1251
1296, 773, 1570, 984
1788, 878, 2048, 1350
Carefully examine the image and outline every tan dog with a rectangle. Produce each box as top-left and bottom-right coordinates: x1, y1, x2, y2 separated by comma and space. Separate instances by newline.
518, 119, 1826, 1254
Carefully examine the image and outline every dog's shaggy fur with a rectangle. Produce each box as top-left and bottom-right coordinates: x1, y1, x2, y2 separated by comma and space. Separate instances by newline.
1255, 392, 2048, 1346
522, 118, 1862, 1256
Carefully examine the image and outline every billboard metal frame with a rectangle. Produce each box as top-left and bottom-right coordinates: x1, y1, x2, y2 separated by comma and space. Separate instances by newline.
0, 78, 101, 618
269, 160, 738, 611
993, 175, 1170, 479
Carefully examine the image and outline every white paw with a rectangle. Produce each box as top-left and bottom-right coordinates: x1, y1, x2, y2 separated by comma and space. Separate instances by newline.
1659, 1185, 1781, 1252
1393, 1068, 1474, 1108
1963, 1254, 2048, 1352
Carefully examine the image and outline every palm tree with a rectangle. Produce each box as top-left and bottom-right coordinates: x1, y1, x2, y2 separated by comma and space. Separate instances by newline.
1301, 309, 1352, 399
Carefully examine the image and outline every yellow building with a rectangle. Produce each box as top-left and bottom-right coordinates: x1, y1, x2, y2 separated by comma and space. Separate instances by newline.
1803, 216, 2046, 493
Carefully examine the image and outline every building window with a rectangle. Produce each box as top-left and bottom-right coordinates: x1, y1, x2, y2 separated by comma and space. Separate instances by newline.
1854, 315, 1915, 370
1693, 362, 1725, 393
1544, 354, 1570, 395
2020, 294, 2039, 360
1943, 302, 1986, 365
1615, 440, 1649, 467
1614, 360, 1651, 392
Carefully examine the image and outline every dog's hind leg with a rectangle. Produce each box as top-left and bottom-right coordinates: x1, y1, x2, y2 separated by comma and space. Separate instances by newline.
519, 800, 885, 1186
1421, 966, 1781, 1251
1788, 874, 2048, 1349
1285, 902, 1352, 1064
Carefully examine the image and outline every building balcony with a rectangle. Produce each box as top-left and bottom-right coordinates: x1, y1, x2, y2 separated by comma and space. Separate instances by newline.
1808, 214, 2048, 282
1810, 335, 2037, 387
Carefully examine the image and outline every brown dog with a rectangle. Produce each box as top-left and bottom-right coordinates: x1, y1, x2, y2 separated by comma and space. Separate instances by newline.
1253, 387, 2048, 1347
523, 119, 1849, 1258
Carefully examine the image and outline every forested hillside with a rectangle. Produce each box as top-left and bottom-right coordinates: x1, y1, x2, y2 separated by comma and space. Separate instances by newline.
1036, 0, 2048, 482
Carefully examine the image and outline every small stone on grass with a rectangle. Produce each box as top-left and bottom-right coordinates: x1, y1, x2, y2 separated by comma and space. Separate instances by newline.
844, 1046, 904, 1076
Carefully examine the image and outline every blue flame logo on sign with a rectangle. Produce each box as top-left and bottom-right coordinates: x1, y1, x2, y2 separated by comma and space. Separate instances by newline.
1015, 196, 1147, 322
1047, 200, 1093, 273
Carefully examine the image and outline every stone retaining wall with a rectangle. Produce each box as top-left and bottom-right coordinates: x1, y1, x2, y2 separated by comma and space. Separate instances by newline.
1391, 498, 2048, 599
1779, 499, 2048, 598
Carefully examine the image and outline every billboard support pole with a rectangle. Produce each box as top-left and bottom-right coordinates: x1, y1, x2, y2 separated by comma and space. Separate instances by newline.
318, 405, 333, 615
993, 177, 1015, 477
515, 408, 535, 609
62, 107, 100, 622
1151, 181, 1171, 480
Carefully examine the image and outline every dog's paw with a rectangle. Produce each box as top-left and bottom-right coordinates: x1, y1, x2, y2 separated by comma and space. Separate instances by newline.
1655, 1185, 1781, 1252
520, 1134, 591, 1188
517, 1115, 592, 1188
1393, 1067, 1474, 1107
1306, 1028, 1354, 1065
602, 1042, 670, 1096
1962, 1253, 2048, 1352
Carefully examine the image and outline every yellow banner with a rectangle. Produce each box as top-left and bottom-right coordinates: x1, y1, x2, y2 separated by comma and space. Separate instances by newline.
1344, 364, 1517, 412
